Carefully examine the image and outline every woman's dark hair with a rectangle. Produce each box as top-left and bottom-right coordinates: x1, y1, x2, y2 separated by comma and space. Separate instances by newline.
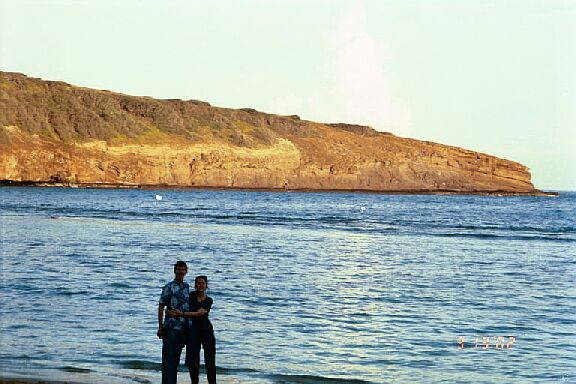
173, 260, 188, 272
195, 275, 208, 285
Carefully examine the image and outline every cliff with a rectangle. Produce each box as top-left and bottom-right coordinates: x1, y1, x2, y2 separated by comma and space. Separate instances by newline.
0, 72, 543, 194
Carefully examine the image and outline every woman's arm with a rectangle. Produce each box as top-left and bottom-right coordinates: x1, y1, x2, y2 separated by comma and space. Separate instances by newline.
166, 308, 206, 317
202, 297, 213, 314
184, 308, 207, 318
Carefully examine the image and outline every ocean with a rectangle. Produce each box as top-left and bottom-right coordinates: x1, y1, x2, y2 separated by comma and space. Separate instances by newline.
0, 187, 574, 383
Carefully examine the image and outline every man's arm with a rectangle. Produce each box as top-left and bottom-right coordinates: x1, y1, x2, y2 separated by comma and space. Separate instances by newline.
157, 304, 165, 339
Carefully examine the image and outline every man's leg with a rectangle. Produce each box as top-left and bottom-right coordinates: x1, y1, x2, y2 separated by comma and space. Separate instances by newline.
162, 328, 185, 384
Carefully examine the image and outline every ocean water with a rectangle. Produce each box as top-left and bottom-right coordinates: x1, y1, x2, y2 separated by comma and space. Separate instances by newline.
0, 187, 575, 383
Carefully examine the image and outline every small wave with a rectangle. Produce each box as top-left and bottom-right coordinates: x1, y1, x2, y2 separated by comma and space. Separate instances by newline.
268, 373, 372, 384
117, 360, 233, 374
26, 241, 45, 247
118, 360, 258, 375
110, 282, 131, 288
131, 378, 152, 383
448, 223, 576, 234
216, 366, 259, 374
0, 354, 33, 361
435, 232, 575, 242
119, 360, 162, 371
56, 289, 90, 296
9, 324, 30, 330
548, 317, 576, 325
59, 365, 93, 373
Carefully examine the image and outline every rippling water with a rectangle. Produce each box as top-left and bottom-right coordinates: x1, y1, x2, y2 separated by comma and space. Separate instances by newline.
1, 187, 575, 383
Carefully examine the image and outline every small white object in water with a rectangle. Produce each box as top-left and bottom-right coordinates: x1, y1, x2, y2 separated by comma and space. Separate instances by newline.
155, 194, 163, 201
360, 206, 366, 211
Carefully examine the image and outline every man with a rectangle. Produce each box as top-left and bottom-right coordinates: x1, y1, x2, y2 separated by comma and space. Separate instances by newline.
158, 260, 190, 384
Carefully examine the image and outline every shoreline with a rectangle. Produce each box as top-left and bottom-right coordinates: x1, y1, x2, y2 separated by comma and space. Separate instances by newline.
0, 380, 76, 384
0, 372, 256, 384
0, 180, 558, 197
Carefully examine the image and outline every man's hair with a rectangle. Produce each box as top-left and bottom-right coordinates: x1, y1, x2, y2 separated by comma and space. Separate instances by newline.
174, 260, 188, 272
195, 275, 208, 285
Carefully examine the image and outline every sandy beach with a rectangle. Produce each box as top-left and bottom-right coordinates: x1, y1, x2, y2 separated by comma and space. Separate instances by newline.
0, 378, 110, 384
1, 380, 71, 384
0, 374, 253, 384
0, 378, 249, 384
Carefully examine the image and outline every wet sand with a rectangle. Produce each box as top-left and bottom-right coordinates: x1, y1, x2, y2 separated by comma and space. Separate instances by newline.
1, 380, 71, 384
0, 376, 251, 384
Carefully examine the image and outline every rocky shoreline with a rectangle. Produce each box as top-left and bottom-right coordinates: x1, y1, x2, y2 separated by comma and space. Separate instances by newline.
0, 180, 557, 196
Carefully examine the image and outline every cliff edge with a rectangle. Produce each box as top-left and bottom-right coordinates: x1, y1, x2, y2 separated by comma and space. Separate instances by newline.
0, 72, 544, 195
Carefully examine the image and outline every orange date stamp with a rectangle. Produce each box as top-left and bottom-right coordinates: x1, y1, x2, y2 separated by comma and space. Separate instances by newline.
457, 336, 516, 349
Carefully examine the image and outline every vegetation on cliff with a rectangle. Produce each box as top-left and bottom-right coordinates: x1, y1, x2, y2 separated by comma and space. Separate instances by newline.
0, 72, 542, 194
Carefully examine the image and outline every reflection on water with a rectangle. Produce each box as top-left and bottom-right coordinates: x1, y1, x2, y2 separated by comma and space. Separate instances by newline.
0, 188, 575, 383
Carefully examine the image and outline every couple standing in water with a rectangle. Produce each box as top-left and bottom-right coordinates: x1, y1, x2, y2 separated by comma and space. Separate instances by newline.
157, 261, 216, 384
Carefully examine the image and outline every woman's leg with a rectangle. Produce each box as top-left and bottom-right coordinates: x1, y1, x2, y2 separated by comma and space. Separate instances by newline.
185, 333, 201, 384
203, 331, 217, 384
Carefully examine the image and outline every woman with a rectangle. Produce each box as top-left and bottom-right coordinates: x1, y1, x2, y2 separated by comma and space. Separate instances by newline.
167, 275, 216, 384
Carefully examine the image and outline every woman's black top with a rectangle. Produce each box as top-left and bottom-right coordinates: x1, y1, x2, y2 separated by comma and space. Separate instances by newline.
189, 292, 213, 332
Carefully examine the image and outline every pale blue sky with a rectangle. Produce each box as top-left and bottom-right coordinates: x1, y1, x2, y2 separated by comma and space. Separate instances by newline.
1, 0, 574, 190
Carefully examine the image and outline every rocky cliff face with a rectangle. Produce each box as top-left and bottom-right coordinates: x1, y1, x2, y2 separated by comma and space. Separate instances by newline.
0, 72, 541, 194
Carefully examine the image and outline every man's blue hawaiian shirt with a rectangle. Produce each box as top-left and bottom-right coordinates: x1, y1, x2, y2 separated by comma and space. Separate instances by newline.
159, 280, 190, 330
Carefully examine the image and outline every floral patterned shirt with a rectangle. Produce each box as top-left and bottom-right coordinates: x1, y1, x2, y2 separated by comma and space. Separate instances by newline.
159, 280, 190, 330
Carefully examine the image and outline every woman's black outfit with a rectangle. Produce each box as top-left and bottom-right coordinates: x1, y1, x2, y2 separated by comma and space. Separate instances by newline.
186, 293, 216, 384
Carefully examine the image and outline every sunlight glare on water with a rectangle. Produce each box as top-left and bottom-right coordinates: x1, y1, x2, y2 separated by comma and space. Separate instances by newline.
0, 188, 575, 383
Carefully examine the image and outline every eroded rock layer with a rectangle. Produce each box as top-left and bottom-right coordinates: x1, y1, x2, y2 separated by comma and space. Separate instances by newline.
0, 72, 540, 194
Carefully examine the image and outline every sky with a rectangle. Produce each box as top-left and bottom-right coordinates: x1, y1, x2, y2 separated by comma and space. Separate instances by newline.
1, 0, 574, 191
